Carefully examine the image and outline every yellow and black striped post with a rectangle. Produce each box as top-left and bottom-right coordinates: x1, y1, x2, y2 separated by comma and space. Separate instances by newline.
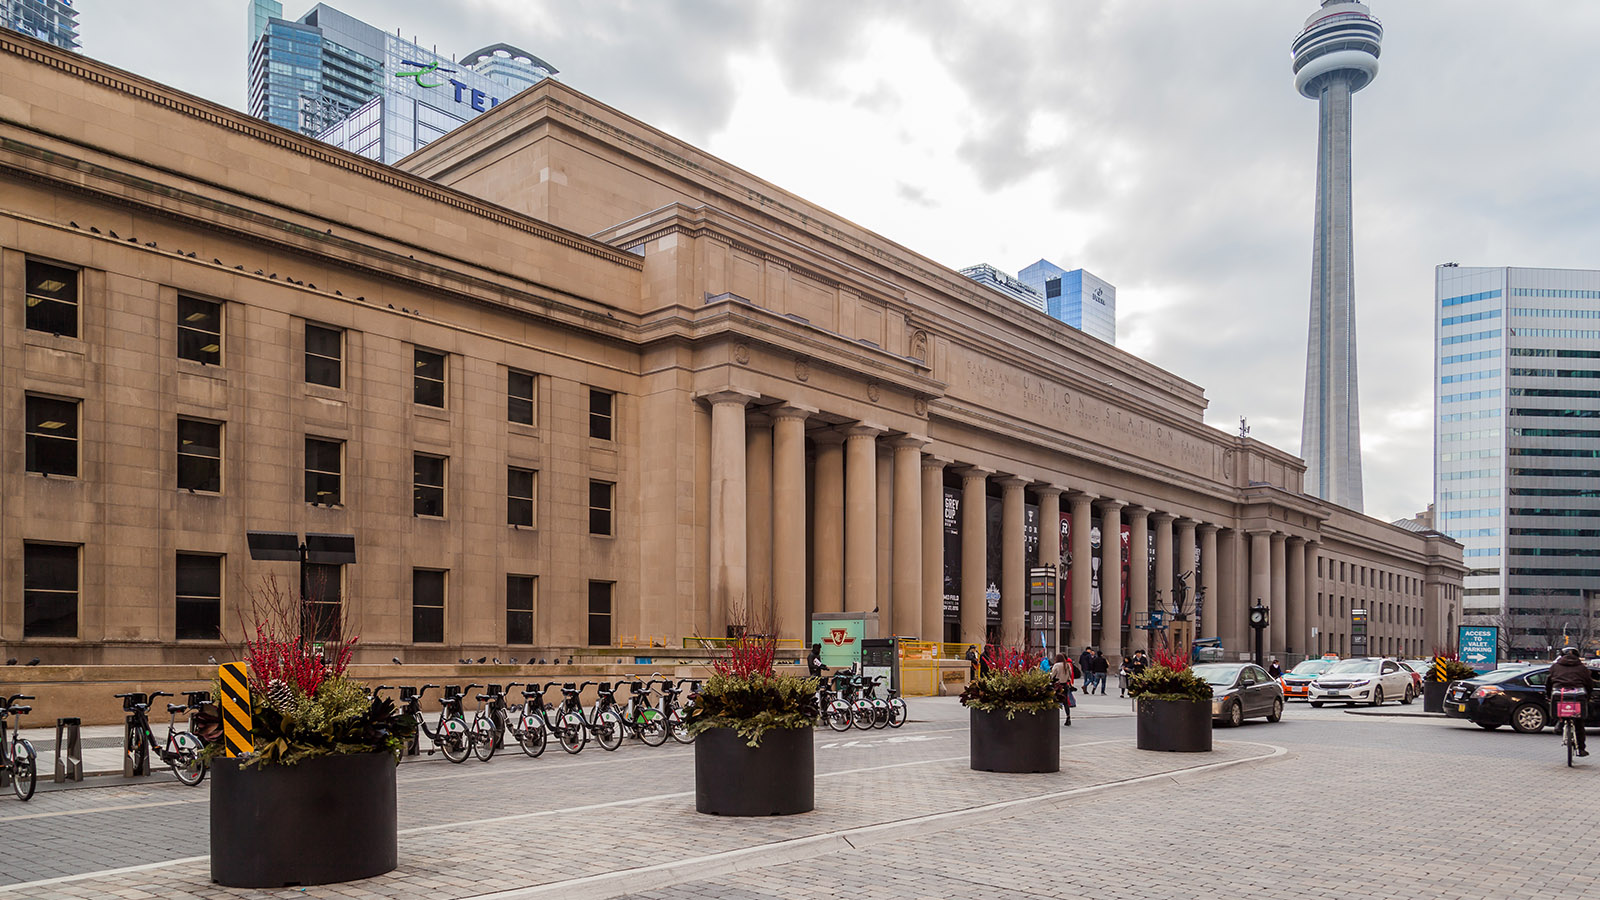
1432, 656, 1447, 683
218, 662, 252, 757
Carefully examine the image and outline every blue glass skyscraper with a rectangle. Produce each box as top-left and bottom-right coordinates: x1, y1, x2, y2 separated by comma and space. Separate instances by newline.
1018, 260, 1116, 345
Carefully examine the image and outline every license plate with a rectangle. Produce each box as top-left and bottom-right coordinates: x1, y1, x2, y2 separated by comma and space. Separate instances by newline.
1458, 703, 1466, 712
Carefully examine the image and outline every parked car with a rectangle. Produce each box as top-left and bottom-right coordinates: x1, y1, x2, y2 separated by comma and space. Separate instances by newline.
1308, 657, 1416, 707
1397, 661, 1425, 697
1194, 662, 1285, 726
1444, 663, 1600, 733
1279, 657, 1338, 701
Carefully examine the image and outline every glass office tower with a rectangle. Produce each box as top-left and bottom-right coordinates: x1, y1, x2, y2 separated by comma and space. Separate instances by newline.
1436, 265, 1600, 658
1, 0, 78, 50
1018, 259, 1117, 345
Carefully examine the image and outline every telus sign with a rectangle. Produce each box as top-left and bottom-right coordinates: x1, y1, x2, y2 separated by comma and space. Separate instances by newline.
395, 60, 503, 113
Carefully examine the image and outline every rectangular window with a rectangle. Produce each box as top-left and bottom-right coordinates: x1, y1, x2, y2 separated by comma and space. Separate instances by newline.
507, 575, 535, 645
178, 296, 222, 365
1045, 277, 1061, 299
25, 395, 78, 477
589, 389, 614, 440
587, 580, 612, 646
508, 466, 536, 527
177, 418, 222, 492
304, 562, 342, 642
23, 542, 78, 638
176, 553, 222, 641
508, 370, 535, 425
413, 347, 445, 407
414, 453, 446, 517
304, 437, 343, 505
305, 323, 343, 388
412, 569, 445, 643
589, 480, 614, 536
25, 259, 78, 338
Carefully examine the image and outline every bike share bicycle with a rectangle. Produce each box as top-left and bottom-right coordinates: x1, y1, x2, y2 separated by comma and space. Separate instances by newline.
1553, 687, 1588, 767
859, 675, 908, 729
619, 676, 669, 746
658, 678, 699, 744
392, 684, 472, 763
112, 690, 213, 786
470, 683, 520, 762
0, 694, 36, 801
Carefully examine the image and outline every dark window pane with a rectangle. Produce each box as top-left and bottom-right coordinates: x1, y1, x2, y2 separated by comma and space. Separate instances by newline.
588, 480, 612, 536
508, 467, 534, 526
413, 569, 445, 643
176, 552, 221, 597
305, 324, 342, 388
25, 260, 78, 338
24, 543, 78, 638
305, 563, 342, 642
414, 348, 445, 407
588, 580, 612, 615
305, 438, 342, 505
176, 598, 221, 641
176, 553, 222, 641
589, 389, 613, 440
178, 296, 222, 365
1045, 277, 1062, 299
414, 454, 445, 517
587, 614, 610, 646
177, 418, 222, 492
507, 575, 534, 645
509, 497, 533, 527
508, 371, 534, 424
26, 395, 78, 477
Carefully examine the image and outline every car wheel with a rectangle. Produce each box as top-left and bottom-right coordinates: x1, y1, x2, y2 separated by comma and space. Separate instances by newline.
1401, 685, 1415, 705
1267, 698, 1283, 723
1369, 687, 1384, 707
1310, 701, 1323, 708
1511, 702, 1548, 733
1225, 700, 1243, 727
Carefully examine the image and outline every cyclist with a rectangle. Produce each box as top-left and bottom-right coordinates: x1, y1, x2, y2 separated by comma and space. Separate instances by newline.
808, 643, 826, 679
1545, 646, 1594, 757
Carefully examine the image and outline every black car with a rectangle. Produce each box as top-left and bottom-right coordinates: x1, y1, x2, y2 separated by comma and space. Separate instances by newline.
1444, 664, 1600, 733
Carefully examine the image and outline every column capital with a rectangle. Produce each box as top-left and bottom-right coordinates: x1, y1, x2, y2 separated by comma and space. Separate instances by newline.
1033, 483, 1066, 499
1246, 527, 1276, 537
810, 428, 846, 446
769, 403, 818, 421
890, 434, 930, 450
1175, 516, 1201, 528
697, 387, 760, 406
1287, 534, 1307, 548
1121, 504, 1152, 520
921, 455, 953, 471
1270, 531, 1288, 544
1068, 490, 1099, 505
843, 423, 887, 439
997, 475, 1031, 490
958, 465, 995, 480
1197, 522, 1220, 535
1151, 511, 1176, 525
1096, 498, 1128, 512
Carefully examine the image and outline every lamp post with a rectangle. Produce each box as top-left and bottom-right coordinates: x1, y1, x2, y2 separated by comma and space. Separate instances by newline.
246, 531, 357, 647
1248, 601, 1270, 667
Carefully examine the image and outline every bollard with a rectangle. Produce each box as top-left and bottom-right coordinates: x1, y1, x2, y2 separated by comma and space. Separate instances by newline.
54, 717, 83, 783
123, 713, 148, 777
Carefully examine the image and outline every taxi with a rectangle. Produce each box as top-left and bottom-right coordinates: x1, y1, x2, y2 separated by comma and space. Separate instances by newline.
1278, 655, 1339, 701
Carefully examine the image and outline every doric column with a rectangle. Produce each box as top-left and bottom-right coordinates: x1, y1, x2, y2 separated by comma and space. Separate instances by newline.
844, 424, 883, 614
1000, 477, 1029, 645
770, 405, 813, 640
1036, 486, 1064, 652
1153, 513, 1175, 626
1218, 528, 1244, 657
876, 447, 893, 620
1099, 499, 1126, 660
891, 436, 927, 638
1304, 539, 1321, 656
810, 431, 845, 615
920, 456, 949, 643
1199, 524, 1220, 641
1287, 536, 1306, 661
706, 390, 754, 634
1125, 507, 1150, 655
1068, 491, 1096, 652
1249, 530, 1272, 660
960, 467, 994, 646
1270, 533, 1288, 658
746, 413, 774, 629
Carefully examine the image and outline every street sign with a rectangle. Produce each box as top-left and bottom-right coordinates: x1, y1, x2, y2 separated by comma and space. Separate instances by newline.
1458, 625, 1499, 673
811, 614, 869, 670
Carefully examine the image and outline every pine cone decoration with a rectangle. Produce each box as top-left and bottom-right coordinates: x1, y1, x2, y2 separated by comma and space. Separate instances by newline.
266, 679, 294, 713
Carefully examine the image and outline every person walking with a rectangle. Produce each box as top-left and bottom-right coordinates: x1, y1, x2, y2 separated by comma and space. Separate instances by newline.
1051, 652, 1078, 726
1117, 656, 1132, 698
808, 642, 826, 679
1128, 650, 1149, 678
1090, 649, 1110, 694
1267, 657, 1284, 679
1078, 646, 1095, 693
965, 645, 980, 682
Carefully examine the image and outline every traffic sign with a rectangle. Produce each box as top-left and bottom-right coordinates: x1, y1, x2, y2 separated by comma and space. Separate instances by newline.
1458, 625, 1499, 673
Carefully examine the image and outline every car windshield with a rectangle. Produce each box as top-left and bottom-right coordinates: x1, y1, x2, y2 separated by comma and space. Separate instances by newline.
1290, 660, 1333, 675
1325, 659, 1380, 675
1192, 664, 1243, 687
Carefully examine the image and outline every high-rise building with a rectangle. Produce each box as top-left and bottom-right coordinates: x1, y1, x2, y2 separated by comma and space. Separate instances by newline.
1018, 260, 1116, 345
957, 264, 1047, 315
247, 2, 556, 162
1435, 265, 1600, 658
1293, 0, 1382, 513
0, 0, 77, 51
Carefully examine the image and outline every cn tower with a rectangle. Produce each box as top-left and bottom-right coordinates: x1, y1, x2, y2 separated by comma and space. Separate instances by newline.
1293, 1, 1381, 513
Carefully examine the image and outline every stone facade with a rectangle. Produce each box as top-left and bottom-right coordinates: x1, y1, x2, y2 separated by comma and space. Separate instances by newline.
0, 32, 1462, 665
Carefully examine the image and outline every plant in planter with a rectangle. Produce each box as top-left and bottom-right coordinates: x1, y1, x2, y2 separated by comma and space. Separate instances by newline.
1422, 649, 1479, 712
686, 628, 820, 815
1128, 647, 1214, 752
960, 643, 1067, 773
209, 575, 415, 888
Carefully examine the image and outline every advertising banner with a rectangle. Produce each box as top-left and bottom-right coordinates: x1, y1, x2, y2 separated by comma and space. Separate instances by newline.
943, 486, 960, 619
1121, 523, 1132, 625
1059, 511, 1072, 624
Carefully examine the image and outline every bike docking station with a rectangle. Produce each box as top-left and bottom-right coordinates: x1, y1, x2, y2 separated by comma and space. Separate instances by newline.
120, 692, 151, 778
53, 716, 82, 783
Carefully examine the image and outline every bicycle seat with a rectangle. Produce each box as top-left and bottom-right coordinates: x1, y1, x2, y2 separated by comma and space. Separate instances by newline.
475, 693, 495, 702
166, 703, 188, 714
7, 705, 30, 716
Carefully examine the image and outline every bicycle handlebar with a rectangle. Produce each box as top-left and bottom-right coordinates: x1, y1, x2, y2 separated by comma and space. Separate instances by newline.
6, 694, 34, 705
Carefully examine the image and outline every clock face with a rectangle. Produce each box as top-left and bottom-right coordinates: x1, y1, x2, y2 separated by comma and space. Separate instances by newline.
1250, 611, 1265, 625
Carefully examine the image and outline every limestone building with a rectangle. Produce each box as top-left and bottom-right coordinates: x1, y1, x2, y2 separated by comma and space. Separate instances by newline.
0, 31, 1462, 665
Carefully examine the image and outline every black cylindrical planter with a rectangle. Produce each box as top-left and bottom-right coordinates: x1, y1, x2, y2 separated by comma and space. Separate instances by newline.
1423, 681, 1447, 713
1135, 698, 1213, 752
211, 752, 398, 887
969, 707, 1060, 773
695, 726, 814, 816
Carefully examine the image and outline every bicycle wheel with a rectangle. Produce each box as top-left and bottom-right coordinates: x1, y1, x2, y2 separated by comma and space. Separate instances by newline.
11, 739, 36, 801
440, 717, 471, 763
594, 709, 623, 751
825, 699, 853, 732
635, 709, 668, 747
667, 709, 695, 744
559, 712, 587, 754
168, 733, 207, 786
518, 717, 547, 758
852, 700, 875, 731
471, 715, 498, 762
1568, 720, 1576, 768
870, 700, 890, 729
887, 697, 908, 728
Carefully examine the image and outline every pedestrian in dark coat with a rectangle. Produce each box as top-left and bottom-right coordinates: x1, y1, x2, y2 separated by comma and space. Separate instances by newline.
1090, 649, 1110, 694
1078, 647, 1095, 692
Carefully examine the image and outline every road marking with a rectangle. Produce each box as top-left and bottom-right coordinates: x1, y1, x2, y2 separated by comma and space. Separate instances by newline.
0, 857, 208, 894
0, 797, 201, 823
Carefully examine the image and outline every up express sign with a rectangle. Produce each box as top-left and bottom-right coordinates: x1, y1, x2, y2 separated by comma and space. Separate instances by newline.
395, 60, 503, 113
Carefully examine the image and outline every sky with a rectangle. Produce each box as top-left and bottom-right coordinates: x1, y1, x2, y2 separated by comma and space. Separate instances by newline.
68, 1, 1600, 524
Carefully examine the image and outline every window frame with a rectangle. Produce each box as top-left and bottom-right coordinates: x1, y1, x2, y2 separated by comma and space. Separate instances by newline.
507, 574, 535, 645
304, 436, 344, 506
24, 258, 79, 338
303, 562, 343, 642
23, 542, 79, 638
304, 322, 344, 389
507, 369, 535, 425
177, 417, 223, 493
588, 479, 614, 536
175, 552, 223, 641
508, 466, 536, 527
588, 388, 614, 441
413, 347, 446, 408
414, 453, 446, 518
587, 580, 613, 646
177, 295, 223, 365
412, 568, 446, 643
25, 394, 79, 478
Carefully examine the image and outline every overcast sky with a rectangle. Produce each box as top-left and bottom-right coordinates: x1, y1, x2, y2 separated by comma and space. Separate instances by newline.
68, 1, 1600, 524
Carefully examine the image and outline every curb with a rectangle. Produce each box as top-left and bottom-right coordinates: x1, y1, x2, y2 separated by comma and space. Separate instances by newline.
461, 740, 1287, 900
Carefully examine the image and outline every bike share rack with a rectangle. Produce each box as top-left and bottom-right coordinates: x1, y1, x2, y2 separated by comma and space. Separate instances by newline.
120, 692, 149, 777
399, 686, 420, 756
54, 717, 83, 782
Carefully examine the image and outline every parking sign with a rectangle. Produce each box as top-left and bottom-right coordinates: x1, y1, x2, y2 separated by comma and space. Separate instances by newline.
1458, 625, 1498, 673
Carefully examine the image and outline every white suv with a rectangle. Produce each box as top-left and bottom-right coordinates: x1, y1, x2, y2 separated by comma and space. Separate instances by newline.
1308, 657, 1416, 707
